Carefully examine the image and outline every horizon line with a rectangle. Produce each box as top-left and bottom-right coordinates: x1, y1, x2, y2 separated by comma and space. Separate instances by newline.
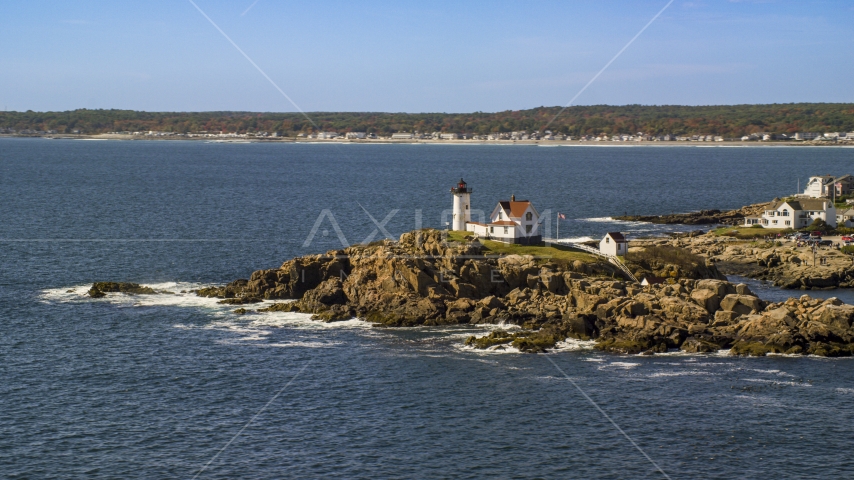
3, 102, 854, 115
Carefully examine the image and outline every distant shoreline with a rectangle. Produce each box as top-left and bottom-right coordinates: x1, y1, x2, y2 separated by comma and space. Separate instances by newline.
3, 133, 853, 148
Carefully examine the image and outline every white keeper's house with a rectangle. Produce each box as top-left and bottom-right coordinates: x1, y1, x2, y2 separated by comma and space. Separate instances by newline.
449, 179, 542, 245
743, 197, 837, 228
599, 232, 628, 257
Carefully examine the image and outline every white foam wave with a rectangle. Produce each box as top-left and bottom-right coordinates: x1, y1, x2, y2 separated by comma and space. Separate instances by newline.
250, 313, 372, 331
551, 338, 597, 352
644, 370, 717, 378
646, 349, 699, 357
556, 236, 595, 243
599, 361, 640, 369
454, 343, 522, 355
573, 217, 651, 227
40, 282, 224, 309
747, 368, 787, 376
743, 378, 811, 387
40, 283, 374, 332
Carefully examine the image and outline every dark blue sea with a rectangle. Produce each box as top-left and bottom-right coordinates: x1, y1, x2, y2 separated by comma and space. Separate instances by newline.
3, 137, 854, 478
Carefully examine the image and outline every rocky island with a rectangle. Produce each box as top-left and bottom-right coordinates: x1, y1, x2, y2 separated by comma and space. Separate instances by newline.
614, 202, 769, 225
92, 229, 854, 357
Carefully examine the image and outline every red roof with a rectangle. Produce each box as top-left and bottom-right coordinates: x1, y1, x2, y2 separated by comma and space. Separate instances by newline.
489, 220, 517, 226
498, 200, 531, 218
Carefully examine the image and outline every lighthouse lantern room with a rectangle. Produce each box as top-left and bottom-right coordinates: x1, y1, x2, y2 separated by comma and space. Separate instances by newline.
450, 178, 471, 231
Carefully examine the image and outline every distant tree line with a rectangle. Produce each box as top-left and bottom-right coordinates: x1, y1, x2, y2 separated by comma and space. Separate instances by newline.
2, 103, 853, 137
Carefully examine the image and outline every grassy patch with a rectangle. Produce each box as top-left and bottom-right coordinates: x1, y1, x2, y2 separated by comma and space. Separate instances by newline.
446, 230, 597, 262
480, 239, 596, 262
712, 226, 791, 239
446, 230, 474, 242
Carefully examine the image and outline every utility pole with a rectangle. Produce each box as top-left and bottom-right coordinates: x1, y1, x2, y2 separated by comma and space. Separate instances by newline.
813, 244, 817, 268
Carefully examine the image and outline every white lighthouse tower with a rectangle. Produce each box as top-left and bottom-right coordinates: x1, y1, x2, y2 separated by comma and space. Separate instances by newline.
450, 178, 471, 231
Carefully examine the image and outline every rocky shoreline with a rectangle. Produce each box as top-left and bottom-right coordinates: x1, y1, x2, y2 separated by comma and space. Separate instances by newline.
87, 229, 854, 357
640, 234, 854, 289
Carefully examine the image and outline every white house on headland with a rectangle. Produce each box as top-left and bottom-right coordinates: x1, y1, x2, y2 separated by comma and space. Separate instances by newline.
803, 175, 836, 198
450, 179, 542, 245
743, 198, 837, 228
600, 232, 627, 257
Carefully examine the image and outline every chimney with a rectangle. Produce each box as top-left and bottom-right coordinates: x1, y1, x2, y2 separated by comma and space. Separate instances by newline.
511, 194, 515, 201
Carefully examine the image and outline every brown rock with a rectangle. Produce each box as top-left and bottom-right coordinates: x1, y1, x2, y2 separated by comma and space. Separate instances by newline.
690, 288, 721, 313
720, 294, 764, 316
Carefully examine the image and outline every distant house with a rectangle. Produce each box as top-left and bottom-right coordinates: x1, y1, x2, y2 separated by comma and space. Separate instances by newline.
794, 132, 820, 141
837, 209, 854, 228
833, 175, 854, 196
391, 133, 414, 139
743, 197, 837, 228
440, 133, 459, 140
317, 132, 338, 139
465, 194, 542, 245
345, 132, 366, 139
599, 232, 627, 257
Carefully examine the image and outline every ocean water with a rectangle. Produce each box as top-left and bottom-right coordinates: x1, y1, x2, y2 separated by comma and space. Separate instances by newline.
3, 138, 854, 478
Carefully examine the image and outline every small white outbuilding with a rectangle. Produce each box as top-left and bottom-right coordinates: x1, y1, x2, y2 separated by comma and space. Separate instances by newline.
599, 232, 627, 257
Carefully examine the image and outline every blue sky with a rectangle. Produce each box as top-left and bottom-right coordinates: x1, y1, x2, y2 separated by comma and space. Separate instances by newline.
1, 0, 852, 112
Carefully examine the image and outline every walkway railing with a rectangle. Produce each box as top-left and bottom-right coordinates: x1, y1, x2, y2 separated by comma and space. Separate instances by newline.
546, 238, 639, 283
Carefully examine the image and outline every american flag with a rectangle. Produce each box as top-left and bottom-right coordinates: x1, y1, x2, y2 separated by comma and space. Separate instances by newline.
558, 213, 566, 220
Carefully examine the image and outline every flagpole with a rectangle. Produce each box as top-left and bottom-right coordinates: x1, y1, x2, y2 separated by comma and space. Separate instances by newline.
557, 213, 560, 240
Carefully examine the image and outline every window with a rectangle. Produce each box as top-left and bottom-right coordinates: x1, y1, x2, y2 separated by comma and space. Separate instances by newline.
498, 211, 503, 219
606, 237, 610, 243
772, 220, 777, 224
526, 212, 532, 221
785, 220, 791, 225
525, 225, 532, 234
782, 210, 789, 216
503, 226, 508, 234
490, 227, 493, 233
466, 205, 469, 210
